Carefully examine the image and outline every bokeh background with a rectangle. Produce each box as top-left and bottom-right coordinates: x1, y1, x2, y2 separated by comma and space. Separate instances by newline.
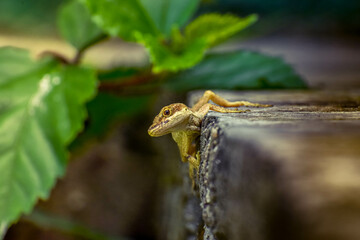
0, 0, 359, 239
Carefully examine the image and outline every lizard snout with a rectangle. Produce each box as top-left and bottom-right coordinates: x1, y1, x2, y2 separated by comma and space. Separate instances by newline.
148, 124, 162, 137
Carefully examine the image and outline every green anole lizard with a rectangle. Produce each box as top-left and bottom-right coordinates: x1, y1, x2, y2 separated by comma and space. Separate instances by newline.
148, 90, 271, 185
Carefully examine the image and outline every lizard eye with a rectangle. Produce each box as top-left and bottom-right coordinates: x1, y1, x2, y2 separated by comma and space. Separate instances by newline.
162, 109, 171, 117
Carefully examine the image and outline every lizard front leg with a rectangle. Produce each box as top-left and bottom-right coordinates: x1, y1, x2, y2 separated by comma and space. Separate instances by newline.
192, 90, 272, 111
186, 153, 200, 169
186, 152, 200, 188
172, 132, 200, 187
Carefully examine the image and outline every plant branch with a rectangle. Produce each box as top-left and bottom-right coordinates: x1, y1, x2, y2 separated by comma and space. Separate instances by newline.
72, 34, 109, 64
98, 70, 166, 95
38, 51, 71, 64
39, 34, 108, 65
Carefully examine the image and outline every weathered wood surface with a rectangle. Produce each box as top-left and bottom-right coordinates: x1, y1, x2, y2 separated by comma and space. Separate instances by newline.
188, 90, 360, 240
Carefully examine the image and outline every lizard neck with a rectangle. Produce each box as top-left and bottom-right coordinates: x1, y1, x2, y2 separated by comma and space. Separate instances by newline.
171, 131, 199, 144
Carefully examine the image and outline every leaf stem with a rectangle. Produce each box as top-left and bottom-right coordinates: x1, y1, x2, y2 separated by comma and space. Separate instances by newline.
72, 34, 108, 65
98, 70, 166, 95
38, 51, 71, 64
39, 34, 108, 65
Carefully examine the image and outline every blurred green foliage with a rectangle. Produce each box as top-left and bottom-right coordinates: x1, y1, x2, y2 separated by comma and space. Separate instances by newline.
0, 0, 306, 238
0, 0, 63, 34
165, 51, 306, 92
0, 47, 96, 230
57, 1, 103, 50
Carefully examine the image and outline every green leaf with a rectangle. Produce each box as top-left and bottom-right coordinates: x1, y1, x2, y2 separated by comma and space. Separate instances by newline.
139, 0, 200, 37
57, 0, 103, 50
0, 47, 97, 225
136, 33, 207, 73
82, 0, 158, 41
165, 50, 307, 92
185, 13, 258, 47
0, 47, 36, 84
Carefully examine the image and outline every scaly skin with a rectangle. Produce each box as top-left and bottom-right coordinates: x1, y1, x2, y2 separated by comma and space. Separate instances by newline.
148, 90, 272, 186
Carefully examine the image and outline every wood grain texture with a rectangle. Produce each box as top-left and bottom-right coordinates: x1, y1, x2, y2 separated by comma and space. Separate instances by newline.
189, 90, 360, 240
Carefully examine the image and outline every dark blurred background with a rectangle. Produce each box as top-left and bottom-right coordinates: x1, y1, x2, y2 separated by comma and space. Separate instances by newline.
2, 0, 359, 34
1, 0, 359, 239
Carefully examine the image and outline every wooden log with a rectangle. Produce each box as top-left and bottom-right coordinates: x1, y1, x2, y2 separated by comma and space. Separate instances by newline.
188, 90, 360, 240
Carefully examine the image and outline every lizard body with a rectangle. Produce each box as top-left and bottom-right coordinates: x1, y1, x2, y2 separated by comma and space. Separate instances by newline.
148, 90, 271, 184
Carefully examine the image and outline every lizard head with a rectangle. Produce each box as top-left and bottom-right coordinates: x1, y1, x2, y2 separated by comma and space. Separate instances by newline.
148, 103, 191, 137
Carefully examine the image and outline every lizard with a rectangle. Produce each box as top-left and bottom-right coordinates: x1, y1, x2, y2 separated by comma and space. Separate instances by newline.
148, 90, 272, 186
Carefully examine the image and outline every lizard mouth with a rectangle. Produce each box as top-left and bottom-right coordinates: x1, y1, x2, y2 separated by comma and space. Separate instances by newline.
148, 119, 170, 137
148, 124, 162, 137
